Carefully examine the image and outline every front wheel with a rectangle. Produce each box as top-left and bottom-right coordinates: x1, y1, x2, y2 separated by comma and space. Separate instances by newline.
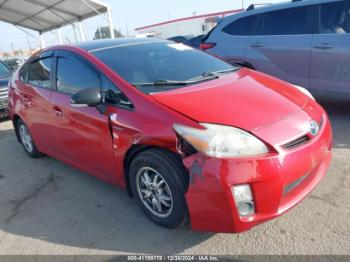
129, 149, 188, 228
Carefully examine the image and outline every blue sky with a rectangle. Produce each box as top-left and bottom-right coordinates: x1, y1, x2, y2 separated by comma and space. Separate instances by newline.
0, 0, 284, 52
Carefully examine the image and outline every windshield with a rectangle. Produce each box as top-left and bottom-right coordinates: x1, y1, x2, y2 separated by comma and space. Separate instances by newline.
92, 42, 237, 93
0, 61, 10, 76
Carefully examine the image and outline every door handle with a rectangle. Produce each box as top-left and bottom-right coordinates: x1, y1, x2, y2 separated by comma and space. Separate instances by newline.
250, 42, 263, 48
53, 106, 63, 118
313, 43, 334, 50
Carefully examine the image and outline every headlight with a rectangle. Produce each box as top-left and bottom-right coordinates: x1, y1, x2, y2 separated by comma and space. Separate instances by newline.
173, 123, 269, 158
291, 84, 315, 101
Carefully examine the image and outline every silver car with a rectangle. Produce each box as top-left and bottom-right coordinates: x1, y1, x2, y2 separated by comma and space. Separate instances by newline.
201, 0, 350, 100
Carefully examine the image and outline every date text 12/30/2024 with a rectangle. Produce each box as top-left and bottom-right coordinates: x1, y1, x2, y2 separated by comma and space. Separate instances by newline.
127, 256, 220, 261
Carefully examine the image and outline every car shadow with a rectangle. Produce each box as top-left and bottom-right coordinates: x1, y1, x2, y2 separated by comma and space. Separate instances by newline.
318, 100, 350, 149
0, 117, 10, 123
0, 124, 213, 254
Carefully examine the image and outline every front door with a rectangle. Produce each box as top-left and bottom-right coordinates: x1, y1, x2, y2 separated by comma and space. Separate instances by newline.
50, 52, 116, 178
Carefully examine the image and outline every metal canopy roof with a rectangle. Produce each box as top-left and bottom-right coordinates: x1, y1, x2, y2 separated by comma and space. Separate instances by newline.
0, 0, 111, 33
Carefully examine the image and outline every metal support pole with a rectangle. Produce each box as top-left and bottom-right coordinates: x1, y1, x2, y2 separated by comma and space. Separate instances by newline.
107, 7, 115, 39
39, 32, 45, 48
78, 20, 86, 41
57, 28, 63, 44
72, 23, 78, 43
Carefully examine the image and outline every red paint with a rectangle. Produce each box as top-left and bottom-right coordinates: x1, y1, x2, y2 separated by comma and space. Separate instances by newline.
7, 44, 332, 233
152, 69, 308, 131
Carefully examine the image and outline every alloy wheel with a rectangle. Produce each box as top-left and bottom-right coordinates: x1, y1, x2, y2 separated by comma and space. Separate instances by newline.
19, 124, 33, 153
136, 167, 173, 218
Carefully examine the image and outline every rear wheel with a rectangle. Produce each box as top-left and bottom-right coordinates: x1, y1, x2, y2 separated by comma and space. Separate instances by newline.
129, 149, 188, 228
17, 119, 42, 158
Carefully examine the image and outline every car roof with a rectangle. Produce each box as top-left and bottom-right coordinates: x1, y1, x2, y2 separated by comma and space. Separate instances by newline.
76, 38, 168, 52
216, 0, 339, 30
247, 0, 338, 13
226, 0, 339, 19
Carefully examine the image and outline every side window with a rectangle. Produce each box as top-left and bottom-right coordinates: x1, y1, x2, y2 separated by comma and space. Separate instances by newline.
222, 15, 259, 36
56, 56, 100, 94
28, 57, 53, 89
262, 7, 308, 35
320, 2, 350, 34
102, 76, 133, 109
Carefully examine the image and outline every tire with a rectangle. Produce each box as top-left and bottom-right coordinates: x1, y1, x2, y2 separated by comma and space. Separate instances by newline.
129, 148, 188, 228
17, 119, 42, 158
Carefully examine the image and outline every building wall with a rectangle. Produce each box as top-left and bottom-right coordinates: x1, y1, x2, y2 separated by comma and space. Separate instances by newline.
135, 10, 241, 39
0, 49, 38, 59
137, 17, 215, 39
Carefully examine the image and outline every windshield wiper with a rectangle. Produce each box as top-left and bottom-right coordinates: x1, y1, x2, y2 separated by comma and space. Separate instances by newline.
213, 68, 239, 74
132, 68, 239, 88
132, 78, 211, 87
186, 72, 219, 82
188, 68, 238, 82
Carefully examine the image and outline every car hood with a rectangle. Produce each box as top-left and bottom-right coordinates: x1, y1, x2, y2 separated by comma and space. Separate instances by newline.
151, 69, 309, 131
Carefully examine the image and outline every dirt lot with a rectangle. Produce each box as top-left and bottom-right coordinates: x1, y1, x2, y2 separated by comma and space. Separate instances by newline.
0, 100, 349, 255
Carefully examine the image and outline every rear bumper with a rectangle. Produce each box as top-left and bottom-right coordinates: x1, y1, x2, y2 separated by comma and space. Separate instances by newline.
184, 114, 332, 233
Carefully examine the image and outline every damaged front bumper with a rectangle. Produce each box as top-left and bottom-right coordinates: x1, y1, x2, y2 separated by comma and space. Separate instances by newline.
182, 115, 332, 233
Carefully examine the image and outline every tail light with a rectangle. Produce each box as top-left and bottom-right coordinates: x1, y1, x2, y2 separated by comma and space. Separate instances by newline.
200, 42, 216, 51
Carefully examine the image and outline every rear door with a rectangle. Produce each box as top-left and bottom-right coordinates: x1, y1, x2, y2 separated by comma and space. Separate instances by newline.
210, 15, 259, 66
310, 1, 350, 98
18, 53, 58, 154
246, 5, 313, 89
50, 51, 116, 178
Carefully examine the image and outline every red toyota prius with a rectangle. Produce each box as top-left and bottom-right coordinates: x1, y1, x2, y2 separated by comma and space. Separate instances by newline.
7, 38, 332, 233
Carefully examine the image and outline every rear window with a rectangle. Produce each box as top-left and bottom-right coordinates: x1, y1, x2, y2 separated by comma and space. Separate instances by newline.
319, 1, 350, 34
19, 63, 29, 82
28, 57, 53, 89
262, 6, 308, 35
223, 15, 260, 36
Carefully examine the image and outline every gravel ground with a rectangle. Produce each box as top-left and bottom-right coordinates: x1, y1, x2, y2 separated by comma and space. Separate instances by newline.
0, 100, 349, 255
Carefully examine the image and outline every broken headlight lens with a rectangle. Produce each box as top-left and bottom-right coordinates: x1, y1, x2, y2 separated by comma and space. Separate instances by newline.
173, 123, 269, 158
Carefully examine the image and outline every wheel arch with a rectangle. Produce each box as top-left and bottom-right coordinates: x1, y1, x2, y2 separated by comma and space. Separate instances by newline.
123, 144, 190, 197
12, 114, 22, 143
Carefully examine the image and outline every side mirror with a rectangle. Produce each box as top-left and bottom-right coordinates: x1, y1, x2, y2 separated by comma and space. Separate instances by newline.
71, 88, 102, 107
